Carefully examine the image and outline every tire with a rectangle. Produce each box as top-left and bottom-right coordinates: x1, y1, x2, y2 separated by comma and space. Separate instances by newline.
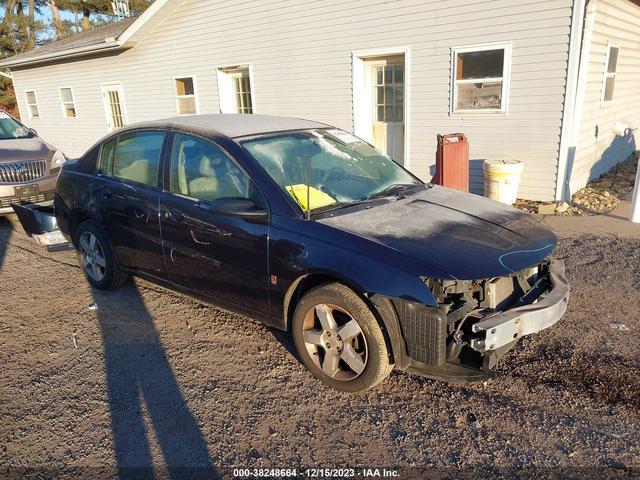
292, 282, 393, 392
74, 220, 129, 290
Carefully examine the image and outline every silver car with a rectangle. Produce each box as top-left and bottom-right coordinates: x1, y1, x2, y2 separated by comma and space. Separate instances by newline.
0, 111, 66, 215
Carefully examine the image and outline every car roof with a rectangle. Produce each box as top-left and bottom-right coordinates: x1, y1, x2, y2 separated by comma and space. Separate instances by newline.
120, 114, 330, 139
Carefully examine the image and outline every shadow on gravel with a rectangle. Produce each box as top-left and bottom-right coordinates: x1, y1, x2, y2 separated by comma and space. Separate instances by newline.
92, 283, 217, 480
268, 327, 300, 362
0, 217, 13, 271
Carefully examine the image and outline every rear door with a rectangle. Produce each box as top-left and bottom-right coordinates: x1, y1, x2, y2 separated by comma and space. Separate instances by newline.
159, 132, 270, 313
93, 130, 167, 278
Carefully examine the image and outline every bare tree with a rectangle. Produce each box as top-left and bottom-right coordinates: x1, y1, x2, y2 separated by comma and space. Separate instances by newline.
46, 0, 64, 38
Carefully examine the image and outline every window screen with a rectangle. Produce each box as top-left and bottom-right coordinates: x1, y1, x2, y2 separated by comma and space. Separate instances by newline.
175, 77, 197, 114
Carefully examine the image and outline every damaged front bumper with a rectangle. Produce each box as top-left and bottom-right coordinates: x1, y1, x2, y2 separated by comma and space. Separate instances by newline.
469, 260, 570, 353
380, 259, 570, 382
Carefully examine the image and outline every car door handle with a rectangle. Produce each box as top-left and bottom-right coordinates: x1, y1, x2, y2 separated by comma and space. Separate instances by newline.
167, 208, 184, 223
102, 188, 112, 199
133, 207, 146, 220
194, 201, 211, 211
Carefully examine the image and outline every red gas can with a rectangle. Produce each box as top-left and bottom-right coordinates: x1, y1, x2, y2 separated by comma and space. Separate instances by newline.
432, 133, 469, 192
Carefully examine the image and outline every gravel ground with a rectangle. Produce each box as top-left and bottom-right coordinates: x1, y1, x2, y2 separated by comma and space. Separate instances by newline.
0, 215, 639, 479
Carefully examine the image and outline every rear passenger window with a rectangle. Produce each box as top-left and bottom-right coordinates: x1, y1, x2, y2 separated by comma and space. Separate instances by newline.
112, 131, 165, 187
99, 139, 116, 175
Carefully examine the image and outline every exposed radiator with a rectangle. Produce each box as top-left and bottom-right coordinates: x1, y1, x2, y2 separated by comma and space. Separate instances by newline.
393, 300, 447, 367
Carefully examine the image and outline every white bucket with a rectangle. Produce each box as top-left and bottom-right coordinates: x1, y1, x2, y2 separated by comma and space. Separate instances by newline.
483, 159, 524, 205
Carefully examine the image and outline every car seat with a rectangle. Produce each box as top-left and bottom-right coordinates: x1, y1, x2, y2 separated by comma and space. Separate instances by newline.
189, 154, 245, 201
118, 159, 153, 185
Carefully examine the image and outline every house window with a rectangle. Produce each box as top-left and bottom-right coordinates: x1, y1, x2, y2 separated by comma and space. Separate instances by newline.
374, 63, 403, 122
602, 45, 619, 102
174, 77, 198, 115
25, 91, 39, 118
231, 70, 253, 114
59, 87, 77, 118
217, 66, 254, 114
451, 44, 510, 114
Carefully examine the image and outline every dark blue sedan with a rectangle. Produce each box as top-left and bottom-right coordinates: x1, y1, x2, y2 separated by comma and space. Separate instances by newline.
14, 115, 569, 392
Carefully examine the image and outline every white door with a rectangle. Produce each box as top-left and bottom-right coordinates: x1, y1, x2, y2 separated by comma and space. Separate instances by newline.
217, 67, 254, 114
101, 83, 127, 132
370, 57, 404, 163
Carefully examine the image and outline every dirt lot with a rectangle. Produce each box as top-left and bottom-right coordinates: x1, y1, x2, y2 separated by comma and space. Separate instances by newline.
0, 214, 639, 479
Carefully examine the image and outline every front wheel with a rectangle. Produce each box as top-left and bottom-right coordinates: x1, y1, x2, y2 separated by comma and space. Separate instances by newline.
75, 220, 129, 290
292, 282, 393, 392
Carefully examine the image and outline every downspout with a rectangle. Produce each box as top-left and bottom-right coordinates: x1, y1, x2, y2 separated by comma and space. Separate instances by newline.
555, 0, 598, 201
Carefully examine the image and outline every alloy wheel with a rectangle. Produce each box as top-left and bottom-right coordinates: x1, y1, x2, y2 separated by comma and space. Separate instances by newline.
302, 303, 368, 381
79, 231, 106, 282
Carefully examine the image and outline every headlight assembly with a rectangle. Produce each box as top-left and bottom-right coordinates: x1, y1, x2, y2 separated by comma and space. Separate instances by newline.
50, 150, 67, 173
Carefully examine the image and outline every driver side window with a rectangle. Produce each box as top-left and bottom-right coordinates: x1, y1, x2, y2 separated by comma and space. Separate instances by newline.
169, 133, 262, 205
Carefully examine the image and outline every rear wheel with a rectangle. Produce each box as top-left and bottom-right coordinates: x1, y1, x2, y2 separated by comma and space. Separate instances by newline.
75, 220, 128, 290
292, 282, 392, 392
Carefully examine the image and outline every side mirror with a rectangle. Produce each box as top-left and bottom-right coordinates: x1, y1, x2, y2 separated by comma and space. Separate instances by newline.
204, 197, 268, 218
29, 128, 38, 137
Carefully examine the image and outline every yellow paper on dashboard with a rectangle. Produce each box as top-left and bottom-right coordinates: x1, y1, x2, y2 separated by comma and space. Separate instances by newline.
285, 184, 336, 211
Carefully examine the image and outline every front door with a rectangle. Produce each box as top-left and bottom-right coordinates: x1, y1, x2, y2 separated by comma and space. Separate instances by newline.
370, 56, 404, 164
93, 130, 166, 277
159, 132, 270, 314
101, 83, 127, 132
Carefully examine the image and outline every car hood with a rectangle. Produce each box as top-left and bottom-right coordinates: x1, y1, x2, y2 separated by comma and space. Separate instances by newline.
317, 185, 557, 280
0, 137, 52, 162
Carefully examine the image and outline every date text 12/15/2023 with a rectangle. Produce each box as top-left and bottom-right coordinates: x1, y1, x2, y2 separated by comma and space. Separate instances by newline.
232, 468, 400, 477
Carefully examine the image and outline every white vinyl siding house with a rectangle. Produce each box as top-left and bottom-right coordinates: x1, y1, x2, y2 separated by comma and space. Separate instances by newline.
3, 0, 639, 201
564, 0, 640, 196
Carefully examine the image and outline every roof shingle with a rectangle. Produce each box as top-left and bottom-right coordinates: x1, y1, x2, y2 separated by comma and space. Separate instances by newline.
3, 17, 136, 65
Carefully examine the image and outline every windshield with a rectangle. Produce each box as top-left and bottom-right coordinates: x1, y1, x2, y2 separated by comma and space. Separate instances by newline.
0, 113, 31, 140
241, 129, 422, 212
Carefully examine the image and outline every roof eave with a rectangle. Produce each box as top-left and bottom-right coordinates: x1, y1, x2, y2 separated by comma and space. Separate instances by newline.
1, 0, 185, 69
117, 0, 185, 47
0, 40, 125, 68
